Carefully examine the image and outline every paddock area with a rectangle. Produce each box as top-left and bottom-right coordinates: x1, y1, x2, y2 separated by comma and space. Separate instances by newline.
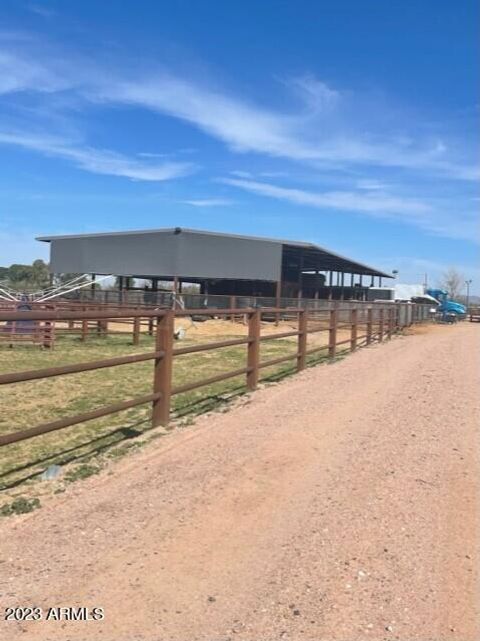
0, 300, 427, 488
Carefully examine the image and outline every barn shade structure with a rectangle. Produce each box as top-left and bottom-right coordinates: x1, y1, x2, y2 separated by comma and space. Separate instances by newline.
37, 227, 392, 301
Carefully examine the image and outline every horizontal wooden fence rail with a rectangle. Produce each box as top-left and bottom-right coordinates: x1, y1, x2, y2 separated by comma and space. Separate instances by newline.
468, 306, 480, 322
0, 303, 430, 448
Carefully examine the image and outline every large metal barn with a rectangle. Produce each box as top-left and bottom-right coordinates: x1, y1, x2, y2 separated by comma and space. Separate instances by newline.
37, 227, 393, 302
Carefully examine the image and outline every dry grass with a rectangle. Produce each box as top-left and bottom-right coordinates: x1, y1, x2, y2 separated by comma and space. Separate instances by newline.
401, 322, 451, 336
0, 317, 342, 488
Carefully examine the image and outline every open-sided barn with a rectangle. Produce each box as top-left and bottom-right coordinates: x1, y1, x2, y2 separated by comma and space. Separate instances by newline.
37, 227, 392, 302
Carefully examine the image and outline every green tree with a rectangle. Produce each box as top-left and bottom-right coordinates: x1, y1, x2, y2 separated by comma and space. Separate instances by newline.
2, 259, 51, 291
32, 259, 51, 288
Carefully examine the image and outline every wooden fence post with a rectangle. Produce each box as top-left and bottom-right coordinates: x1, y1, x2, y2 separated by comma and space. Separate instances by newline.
101, 319, 109, 337
297, 308, 308, 371
230, 296, 236, 323
45, 305, 56, 350
42, 321, 53, 349
133, 315, 141, 345
387, 307, 394, 338
396, 304, 401, 331
95, 306, 102, 336
350, 308, 358, 351
378, 308, 384, 342
81, 306, 88, 342
247, 309, 261, 391
366, 307, 373, 345
328, 305, 338, 359
152, 311, 174, 426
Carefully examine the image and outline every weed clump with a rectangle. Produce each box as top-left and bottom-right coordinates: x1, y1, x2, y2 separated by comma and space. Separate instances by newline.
64, 463, 101, 483
0, 496, 41, 517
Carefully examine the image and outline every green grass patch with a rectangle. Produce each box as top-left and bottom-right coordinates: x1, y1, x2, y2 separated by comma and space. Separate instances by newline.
0, 328, 330, 488
64, 463, 101, 483
0, 496, 41, 517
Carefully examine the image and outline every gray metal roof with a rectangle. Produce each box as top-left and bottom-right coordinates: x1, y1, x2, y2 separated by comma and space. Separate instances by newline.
37, 226, 321, 247
37, 226, 392, 279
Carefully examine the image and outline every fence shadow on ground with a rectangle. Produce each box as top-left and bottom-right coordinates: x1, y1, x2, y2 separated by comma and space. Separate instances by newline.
0, 350, 333, 490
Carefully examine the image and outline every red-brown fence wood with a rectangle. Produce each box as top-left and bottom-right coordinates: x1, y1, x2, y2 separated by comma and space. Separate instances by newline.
0, 302, 432, 448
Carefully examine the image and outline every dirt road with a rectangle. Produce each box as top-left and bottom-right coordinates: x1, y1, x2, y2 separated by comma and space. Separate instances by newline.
1, 324, 479, 641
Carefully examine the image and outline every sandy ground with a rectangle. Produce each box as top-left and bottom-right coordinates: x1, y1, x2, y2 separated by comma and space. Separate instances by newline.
1, 323, 479, 641
56, 316, 327, 337
53, 316, 348, 349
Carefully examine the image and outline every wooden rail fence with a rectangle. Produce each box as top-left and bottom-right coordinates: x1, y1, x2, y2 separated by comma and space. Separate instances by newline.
468, 306, 480, 322
0, 303, 427, 448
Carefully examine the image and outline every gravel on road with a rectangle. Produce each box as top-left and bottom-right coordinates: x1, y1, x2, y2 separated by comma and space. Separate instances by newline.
1, 323, 479, 641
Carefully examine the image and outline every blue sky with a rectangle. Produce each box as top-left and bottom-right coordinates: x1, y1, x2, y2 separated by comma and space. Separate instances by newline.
1, 0, 479, 291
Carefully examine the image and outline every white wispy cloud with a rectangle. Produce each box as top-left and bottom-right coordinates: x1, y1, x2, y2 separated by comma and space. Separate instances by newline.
0, 131, 195, 181
102, 74, 315, 159
221, 177, 430, 216
0, 29, 478, 243
97, 74, 479, 181
356, 179, 388, 191
136, 151, 168, 158
286, 74, 340, 113
260, 170, 288, 178
2, 35, 477, 182
27, 4, 57, 19
229, 170, 253, 178
181, 198, 234, 207
0, 49, 65, 94
220, 177, 479, 242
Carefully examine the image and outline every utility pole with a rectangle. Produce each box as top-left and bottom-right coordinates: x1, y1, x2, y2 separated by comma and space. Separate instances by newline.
465, 279, 472, 309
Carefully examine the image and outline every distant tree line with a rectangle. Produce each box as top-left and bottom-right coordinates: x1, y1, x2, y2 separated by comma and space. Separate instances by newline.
0, 260, 89, 292
0, 259, 51, 291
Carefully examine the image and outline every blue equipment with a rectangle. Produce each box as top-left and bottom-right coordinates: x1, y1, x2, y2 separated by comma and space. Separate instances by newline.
426, 288, 466, 319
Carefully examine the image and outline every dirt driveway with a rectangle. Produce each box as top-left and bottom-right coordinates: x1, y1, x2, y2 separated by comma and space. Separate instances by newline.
1, 323, 479, 641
